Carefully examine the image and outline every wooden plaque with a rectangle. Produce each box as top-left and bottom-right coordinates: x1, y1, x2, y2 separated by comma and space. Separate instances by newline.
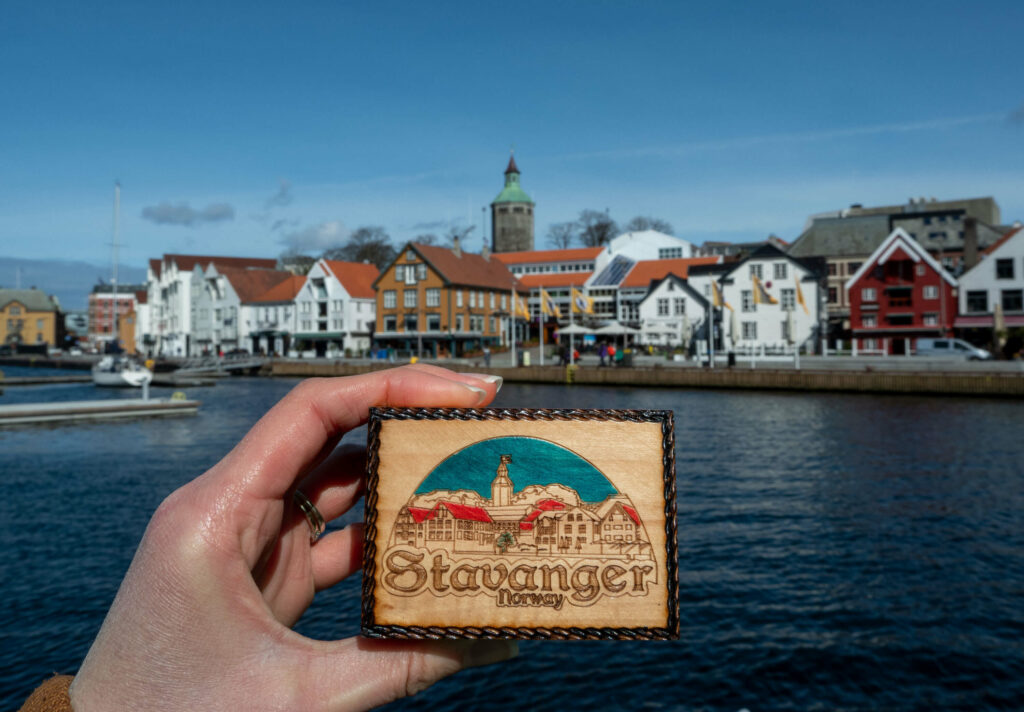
362, 407, 678, 640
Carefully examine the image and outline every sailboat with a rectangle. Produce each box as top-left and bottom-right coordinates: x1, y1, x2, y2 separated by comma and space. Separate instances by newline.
92, 182, 153, 388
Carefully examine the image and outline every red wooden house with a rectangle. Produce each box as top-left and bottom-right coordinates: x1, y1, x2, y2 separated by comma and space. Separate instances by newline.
845, 228, 957, 355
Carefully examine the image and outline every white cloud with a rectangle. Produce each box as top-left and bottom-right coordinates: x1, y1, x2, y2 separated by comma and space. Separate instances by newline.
141, 201, 235, 227
280, 221, 348, 253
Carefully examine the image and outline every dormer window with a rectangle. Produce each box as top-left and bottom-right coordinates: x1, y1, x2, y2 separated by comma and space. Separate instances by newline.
407, 250, 416, 261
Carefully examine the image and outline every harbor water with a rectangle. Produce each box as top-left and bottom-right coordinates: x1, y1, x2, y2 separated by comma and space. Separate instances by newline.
1, 368, 1023, 710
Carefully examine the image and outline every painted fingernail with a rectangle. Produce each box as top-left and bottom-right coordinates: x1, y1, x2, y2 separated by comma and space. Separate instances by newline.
462, 640, 519, 668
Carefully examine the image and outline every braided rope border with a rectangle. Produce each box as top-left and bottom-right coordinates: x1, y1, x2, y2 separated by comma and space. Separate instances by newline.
362, 407, 679, 641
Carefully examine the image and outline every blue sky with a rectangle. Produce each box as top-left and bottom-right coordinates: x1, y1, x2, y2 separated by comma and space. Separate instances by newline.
2, 0, 1022, 270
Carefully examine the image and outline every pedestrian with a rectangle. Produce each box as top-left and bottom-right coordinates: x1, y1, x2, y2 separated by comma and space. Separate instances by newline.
483, 345, 491, 367
607, 343, 617, 366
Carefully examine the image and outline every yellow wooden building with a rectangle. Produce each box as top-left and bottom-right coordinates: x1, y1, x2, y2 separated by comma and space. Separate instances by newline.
1, 289, 60, 348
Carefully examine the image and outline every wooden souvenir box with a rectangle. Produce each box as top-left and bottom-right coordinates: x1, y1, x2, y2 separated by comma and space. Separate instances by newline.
362, 407, 678, 640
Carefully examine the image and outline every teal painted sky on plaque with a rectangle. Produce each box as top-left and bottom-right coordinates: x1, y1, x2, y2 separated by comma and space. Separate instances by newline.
415, 436, 617, 502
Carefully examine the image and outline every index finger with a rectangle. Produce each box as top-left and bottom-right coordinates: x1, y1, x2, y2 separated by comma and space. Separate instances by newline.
215, 365, 499, 502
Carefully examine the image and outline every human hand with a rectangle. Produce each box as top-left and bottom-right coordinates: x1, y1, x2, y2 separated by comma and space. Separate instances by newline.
69, 365, 516, 711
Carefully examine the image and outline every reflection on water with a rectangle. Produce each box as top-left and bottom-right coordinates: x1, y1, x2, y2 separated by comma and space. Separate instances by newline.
2, 373, 1023, 710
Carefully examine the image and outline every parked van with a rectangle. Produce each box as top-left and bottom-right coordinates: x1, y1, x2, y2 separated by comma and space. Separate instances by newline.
915, 338, 992, 360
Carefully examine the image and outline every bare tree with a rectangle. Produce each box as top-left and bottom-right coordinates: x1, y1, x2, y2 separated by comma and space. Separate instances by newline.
546, 221, 577, 249
413, 233, 439, 246
276, 250, 316, 275
445, 224, 475, 248
577, 209, 618, 248
624, 216, 674, 235
322, 226, 396, 269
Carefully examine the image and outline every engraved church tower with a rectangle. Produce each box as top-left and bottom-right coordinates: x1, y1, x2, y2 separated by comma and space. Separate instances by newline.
490, 153, 534, 253
491, 454, 513, 507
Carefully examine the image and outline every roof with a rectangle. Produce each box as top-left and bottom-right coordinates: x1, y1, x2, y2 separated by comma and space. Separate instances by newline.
980, 224, 1023, 257
787, 214, 891, 258
217, 267, 295, 304
845, 228, 957, 290
149, 258, 162, 279
438, 501, 492, 523
687, 262, 733, 277
516, 273, 590, 288
135, 290, 147, 304
385, 242, 522, 292
0, 288, 58, 312
620, 257, 721, 288
505, 154, 520, 175
250, 274, 305, 304
720, 244, 825, 282
491, 247, 603, 265
492, 155, 533, 205
622, 505, 641, 527
323, 260, 379, 299
165, 254, 278, 273
640, 273, 709, 309
407, 507, 435, 524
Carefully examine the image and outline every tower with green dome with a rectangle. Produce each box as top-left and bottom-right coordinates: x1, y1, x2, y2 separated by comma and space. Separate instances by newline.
490, 153, 534, 253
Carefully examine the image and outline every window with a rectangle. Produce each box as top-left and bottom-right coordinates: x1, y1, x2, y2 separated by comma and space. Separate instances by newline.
741, 321, 757, 340
886, 314, 913, 326
996, 259, 1015, 279
490, 292, 496, 309
10, 305, 22, 315
657, 298, 669, 316
417, 264, 427, 280
923, 313, 938, 326
658, 247, 683, 259
406, 250, 416, 261
403, 289, 417, 308
862, 314, 877, 327
741, 290, 754, 312
405, 266, 417, 285
426, 288, 440, 307
828, 287, 838, 303
749, 264, 763, 279
916, 264, 926, 276
395, 265, 405, 281
781, 319, 791, 341
456, 290, 463, 307
774, 263, 788, 280
781, 288, 795, 310
861, 288, 877, 302
923, 285, 938, 300
455, 314, 464, 331
847, 261, 862, 274
36, 318, 44, 329
489, 316, 496, 332
404, 315, 418, 332
501, 294, 507, 310
427, 314, 441, 331
828, 263, 837, 276
673, 297, 685, 315
383, 290, 396, 309
383, 316, 396, 331
1003, 289, 1024, 312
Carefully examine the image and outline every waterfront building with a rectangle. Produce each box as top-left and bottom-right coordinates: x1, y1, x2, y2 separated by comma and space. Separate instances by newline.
192, 264, 296, 355
145, 254, 277, 356
610, 257, 721, 325
0, 288, 61, 348
248, 274, 306, 356
607, 229, 695, 261
695, 235, 789, 258
88, 283, 146, 352
955, 223, 1024, 348
846, 228, 957, 355
293, 259, 378, 356
372, 240, 523, 357
788, 196, 1003, 339
63, 310, 89, 348
491, 154, 535, 253
636, 273, 709, 347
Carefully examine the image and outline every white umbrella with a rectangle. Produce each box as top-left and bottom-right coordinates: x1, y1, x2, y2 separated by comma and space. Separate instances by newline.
595, 321, 639, 335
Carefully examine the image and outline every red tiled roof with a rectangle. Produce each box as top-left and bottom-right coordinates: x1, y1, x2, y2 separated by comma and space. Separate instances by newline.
250, 274, 305, 304
408, 506, 435, 523
410, 243, 522, 292
622, 504, 641, 527
491, 247, 603, 265
438, 501, 493, 523
523, 510, 543, 523
516, 273, 591, 288
620, 257, 722, 288
217, 267, 295, 304
519, 522, 534, 530
324, 260, 379, 299
981, 225, 1023, 257
135, 290, 147, 304
149, 258, 162, 279
537, 499, 566, 511
166, 254, 278, 272
505, 154, 519, 174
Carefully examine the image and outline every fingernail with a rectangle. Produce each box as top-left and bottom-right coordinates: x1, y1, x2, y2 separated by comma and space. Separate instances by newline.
462, 640, 519, 668
458, 373, 503, 394
464, 384, 488, 404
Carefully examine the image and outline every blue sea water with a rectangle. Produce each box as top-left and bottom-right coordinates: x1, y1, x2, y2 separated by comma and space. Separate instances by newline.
2, 368, 1023, 711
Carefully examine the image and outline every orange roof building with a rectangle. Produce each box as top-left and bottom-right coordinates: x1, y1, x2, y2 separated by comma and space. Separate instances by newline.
292, 258, 381, 356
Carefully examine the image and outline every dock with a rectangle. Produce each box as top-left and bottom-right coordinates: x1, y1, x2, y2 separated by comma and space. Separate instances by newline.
0, 397, 201, 426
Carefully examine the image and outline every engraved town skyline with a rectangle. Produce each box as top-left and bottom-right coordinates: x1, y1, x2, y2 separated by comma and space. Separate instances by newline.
388, 447, 654, 561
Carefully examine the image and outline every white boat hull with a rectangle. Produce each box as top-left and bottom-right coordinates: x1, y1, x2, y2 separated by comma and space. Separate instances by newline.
92, 356, 154, 388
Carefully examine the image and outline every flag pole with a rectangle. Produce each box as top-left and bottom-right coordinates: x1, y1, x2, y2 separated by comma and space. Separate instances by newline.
510, 283, 516, 368
539, 287, 544, 366
570, 290, 575, 367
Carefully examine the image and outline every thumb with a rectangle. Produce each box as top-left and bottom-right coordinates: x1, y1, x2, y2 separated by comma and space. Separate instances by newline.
311, 638, 518, 710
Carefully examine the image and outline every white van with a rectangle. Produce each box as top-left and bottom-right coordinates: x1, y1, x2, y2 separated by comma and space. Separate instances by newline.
915, 338, 992, 360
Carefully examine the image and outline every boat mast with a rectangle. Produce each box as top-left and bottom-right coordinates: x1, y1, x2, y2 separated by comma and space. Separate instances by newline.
111, 181, 120, 349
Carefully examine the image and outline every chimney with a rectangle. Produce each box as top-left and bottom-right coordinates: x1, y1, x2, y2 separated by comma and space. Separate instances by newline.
481, 243, 490, 261
962, 217, 979, 271
452, 236, 462, 258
